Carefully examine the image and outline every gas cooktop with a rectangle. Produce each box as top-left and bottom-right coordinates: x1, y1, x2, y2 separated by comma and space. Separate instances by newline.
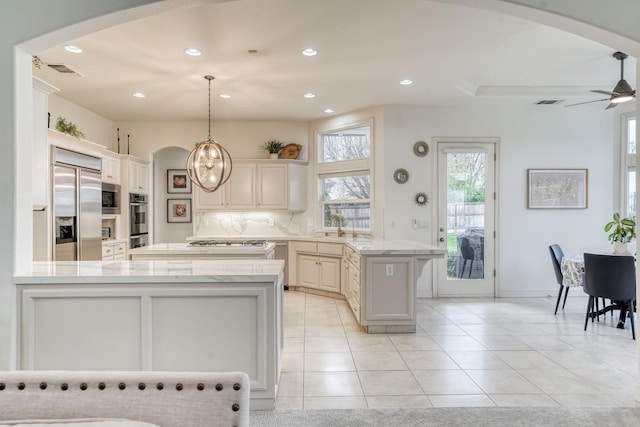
188, 240, 268, 247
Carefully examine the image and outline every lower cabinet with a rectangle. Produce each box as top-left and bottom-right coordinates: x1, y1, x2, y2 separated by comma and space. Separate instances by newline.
102, 241, 126, 261
293, 242, 343, 294
296, 255, 341, 293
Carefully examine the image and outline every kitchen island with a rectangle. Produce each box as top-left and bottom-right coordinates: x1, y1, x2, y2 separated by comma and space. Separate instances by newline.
187, 236, 446, 333
13, 259, 284, 410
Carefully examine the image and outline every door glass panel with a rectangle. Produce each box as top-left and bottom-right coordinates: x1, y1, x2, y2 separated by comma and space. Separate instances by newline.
446, 152, 486, 280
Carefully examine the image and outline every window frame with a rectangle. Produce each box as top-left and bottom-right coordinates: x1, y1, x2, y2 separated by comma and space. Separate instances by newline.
621, 112, 636, 219
315, 120, 373, 234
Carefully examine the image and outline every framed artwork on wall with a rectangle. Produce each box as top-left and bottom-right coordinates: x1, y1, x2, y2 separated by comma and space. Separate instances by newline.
167, 169, 191, 194
527, 168, 588, 209
167, 199, 192, 223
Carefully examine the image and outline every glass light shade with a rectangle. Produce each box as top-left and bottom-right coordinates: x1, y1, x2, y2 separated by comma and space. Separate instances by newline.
611, 94, 634, 104
186, 139, 232, 192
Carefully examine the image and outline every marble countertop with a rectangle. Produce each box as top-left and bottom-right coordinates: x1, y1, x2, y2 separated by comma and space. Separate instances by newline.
13, 260, 284, 284
129, 242, 276, 255
187, 235, 445, 256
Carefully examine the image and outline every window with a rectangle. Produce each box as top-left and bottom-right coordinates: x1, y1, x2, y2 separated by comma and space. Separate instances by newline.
622, 113, 636, 218
317, 124, 372, 231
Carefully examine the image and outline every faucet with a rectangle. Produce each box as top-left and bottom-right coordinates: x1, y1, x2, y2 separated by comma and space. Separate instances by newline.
330, 214, 346, 237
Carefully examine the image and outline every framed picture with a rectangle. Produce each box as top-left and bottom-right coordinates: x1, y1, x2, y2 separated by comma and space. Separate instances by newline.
167, 169, 191, 194
527, 169, 588, 209
167, 199, 192, 223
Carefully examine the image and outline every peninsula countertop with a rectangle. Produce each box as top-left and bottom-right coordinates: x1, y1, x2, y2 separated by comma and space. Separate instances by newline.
13, 259, 284, 285
187, 235, 446, 256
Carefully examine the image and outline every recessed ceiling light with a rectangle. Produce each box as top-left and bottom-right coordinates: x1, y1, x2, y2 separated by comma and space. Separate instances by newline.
185, 48, 202, 56
302, 48, 318, 56
400, 79, 413, 85
324, 108, 334, 114
64, 45, 82, 54
304, 93, 316, 98
219, 93, 231, 99
132, 92, 146, 98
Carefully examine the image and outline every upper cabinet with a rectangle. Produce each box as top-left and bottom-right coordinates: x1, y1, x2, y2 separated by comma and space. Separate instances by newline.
195, 163, 256, 210
123, 156, 149, 194
194, 160, 307, 212
101, 150, 121, 185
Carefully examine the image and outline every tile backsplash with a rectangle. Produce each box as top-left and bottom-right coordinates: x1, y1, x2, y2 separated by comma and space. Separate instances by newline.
195, 211, 312, 237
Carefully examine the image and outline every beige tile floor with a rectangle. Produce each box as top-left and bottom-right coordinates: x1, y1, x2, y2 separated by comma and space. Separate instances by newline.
277, 290, 639, 409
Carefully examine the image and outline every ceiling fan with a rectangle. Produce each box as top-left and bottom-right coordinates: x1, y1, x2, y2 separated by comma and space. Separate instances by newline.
565, 51, 636, 109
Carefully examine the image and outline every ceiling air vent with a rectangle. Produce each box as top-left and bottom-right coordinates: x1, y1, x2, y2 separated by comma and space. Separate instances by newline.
47, 63, 83, 76
534, 99, 563, 105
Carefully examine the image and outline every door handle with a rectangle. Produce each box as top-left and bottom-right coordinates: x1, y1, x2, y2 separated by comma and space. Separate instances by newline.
439, 237, 445, 242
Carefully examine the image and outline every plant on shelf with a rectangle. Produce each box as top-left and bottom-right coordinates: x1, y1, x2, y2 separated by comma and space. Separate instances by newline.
261, 140, 284, 158
32, 55, 42, 69
604, 212, 636, 255
55, 116, 85, 139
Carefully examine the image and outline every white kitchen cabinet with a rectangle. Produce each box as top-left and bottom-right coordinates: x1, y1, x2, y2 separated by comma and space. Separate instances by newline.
293, 241, 343, 294
344, 246, 361, 320
194, 163, 256, 209
194, 160, 307, 212
101, 151, 121, 184
296, 254, 341, 293
102, 240, 126, 261
257, 164, 286, 209
125, 156, 149, 194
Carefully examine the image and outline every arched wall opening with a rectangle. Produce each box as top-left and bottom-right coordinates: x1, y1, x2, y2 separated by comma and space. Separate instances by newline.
3, 0, 640, 382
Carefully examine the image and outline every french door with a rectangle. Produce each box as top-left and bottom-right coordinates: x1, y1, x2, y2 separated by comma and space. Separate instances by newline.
435, 141, 496, 297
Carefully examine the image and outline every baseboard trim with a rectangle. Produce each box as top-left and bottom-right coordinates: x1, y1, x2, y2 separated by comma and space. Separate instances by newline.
498, 289, 566, 298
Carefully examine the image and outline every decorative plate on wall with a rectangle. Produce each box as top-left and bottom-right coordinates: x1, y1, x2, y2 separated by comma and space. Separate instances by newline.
413, 141, 429, 157
393, 168, 409, 184
415, 192, 428, 206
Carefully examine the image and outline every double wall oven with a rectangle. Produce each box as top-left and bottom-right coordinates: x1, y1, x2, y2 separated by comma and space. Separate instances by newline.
129, 193, 149, 248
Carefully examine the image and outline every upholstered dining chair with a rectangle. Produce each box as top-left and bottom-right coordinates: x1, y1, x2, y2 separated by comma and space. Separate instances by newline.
583, 253, 636, 340
549, 244, 569, 315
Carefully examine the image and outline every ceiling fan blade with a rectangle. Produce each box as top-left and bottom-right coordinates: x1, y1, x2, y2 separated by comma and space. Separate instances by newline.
591, 89, 615, 96
564, 98, 609, 107
605, 102, 619, 109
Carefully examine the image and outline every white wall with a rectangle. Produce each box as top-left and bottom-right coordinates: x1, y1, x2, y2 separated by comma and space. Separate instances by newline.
49, 95, 115, 149
382, 104, 616, 297
116, 121, 309, 160
153, 147, 191, 243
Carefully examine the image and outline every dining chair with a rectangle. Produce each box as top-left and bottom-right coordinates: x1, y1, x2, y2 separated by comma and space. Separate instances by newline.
549, 244, 569, 315
583, 253, 635, 340
459, 237, 474, 278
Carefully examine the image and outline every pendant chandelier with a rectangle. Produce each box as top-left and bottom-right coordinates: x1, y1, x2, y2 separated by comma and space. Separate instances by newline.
186, 75, 232, 193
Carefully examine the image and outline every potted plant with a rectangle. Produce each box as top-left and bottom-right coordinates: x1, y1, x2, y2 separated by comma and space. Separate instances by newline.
604, 212, 636, 255
55, 116, 85, 139
261, 140, 284, 159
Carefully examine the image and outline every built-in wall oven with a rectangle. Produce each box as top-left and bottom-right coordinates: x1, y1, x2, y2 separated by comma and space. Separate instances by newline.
130, 193, 148, 248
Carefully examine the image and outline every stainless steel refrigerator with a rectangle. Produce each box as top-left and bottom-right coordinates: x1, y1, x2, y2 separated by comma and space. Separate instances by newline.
52, 147, 102, 261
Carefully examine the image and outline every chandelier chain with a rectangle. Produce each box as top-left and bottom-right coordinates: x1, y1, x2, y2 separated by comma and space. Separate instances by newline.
207, 76, 212, 139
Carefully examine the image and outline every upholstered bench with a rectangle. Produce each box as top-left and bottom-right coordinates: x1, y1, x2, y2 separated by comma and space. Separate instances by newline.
0, 371, 249, 427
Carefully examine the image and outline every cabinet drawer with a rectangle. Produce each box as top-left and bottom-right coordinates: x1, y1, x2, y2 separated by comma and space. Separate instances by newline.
114, 242, 126, 254
317, 243, 343, 257
348, 254, 360, 270
102, 245, 113, 257
294, 241, 317, 254
113, 253, 126, 261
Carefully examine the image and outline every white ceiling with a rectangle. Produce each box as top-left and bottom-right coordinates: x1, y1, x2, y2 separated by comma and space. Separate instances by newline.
32, 0, 636, 122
